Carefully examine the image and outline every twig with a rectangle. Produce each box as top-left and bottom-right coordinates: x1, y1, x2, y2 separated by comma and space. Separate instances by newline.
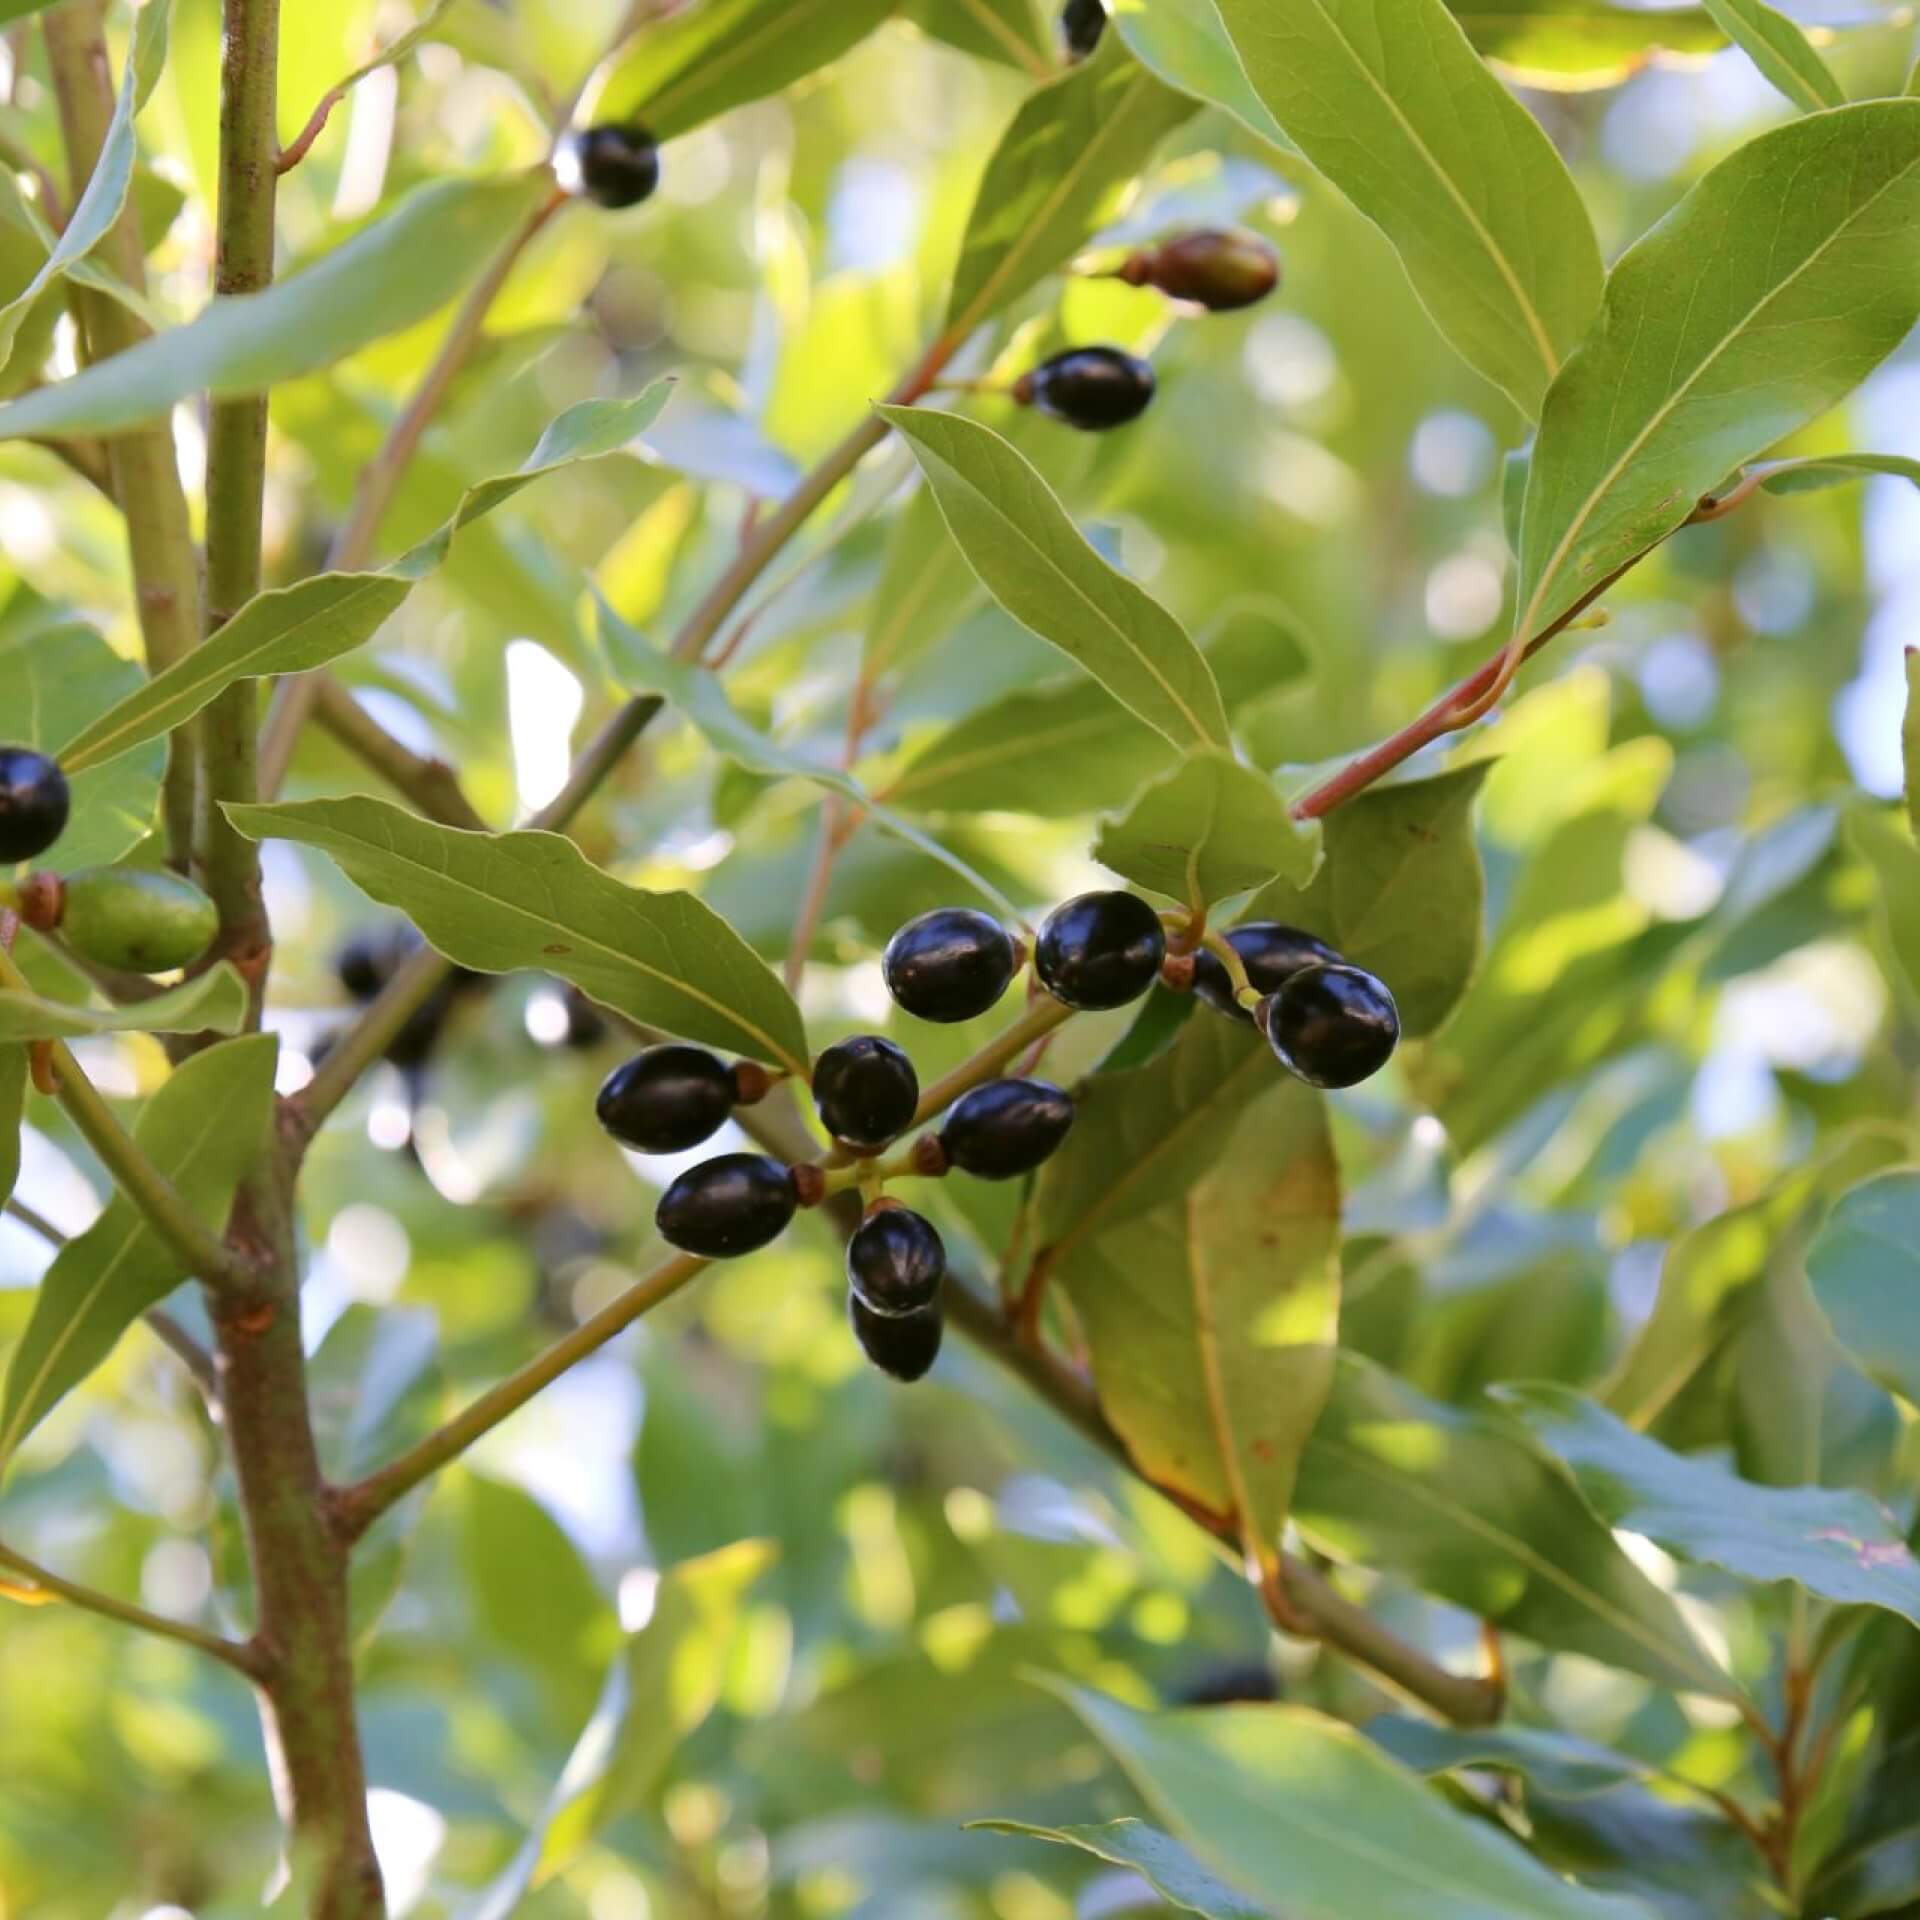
26, 432, 113, 495
310, 676, 488, 831
144, 1308, 220, 1398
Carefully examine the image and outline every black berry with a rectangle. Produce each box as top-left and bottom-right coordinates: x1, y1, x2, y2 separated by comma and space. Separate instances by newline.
1060, 0, 1106, 60
1121, 230, 1280, 311
656, 1153, 797, 1258
883, 907, 1018, 1023
1035, 891, 1165, 1010
850, 1291, 943, 1382
941, 1079, 1074, 1180
0, 745, 69, 864
384, 989, 456, 1073
813, 1035, 919, 1150
561, 122, 661, 210
847, 1203, 945, 1317
1015, 347, 1155, 432
1261, 963, 1400, 1090
1192, 923, 1340, 1024
598, 1045, 737, 1153
561, 987, 610, 1051
335, 932, 391, 1004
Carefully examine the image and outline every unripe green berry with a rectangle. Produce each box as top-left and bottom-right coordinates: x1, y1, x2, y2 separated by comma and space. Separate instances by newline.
59, 867, 218, 974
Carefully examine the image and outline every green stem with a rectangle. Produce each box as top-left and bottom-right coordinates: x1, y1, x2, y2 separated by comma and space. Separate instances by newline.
1197, 928, 1261, 1011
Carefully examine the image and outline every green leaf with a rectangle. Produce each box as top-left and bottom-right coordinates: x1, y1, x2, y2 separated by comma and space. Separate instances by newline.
1447, 2, 1726, 89
1498, 1384, 1920, 1624
1855, 804, 1920, 1015
0, 964, 249, 1041
907, 0, 1051, 72
943, 35, 1197, 340
1094, 751, 1322, 910
969, 1819, 1270, 1918
1805, 1730, 1920, 1920
1753, 450, 1920, 498
1209, 0, 1603, 417
593, 0, 896, 139
0, 1044, 22, 1211
1294, 1356, 1731, 1698
1111, 0, 1289, 147
0, 173, 551, 441
1366, 1718, 1647, 1800
1049, 1685, 1652, 1920
226, 796, 810, 1074
880, 406, 1231, 752
1246, 765, 1489, 1040
1057, 1077, 1339, 1555
0, 1035, 277, 1471
1697, 0, 1843, 112
323, 0, 463, 101
1808, 1169, 1920, 1412
862, 484, 986, 682
0, 623, 161, 866
60, 385, 674, 776
1908, 654, 1920, 842
1514, 103, 1920, 644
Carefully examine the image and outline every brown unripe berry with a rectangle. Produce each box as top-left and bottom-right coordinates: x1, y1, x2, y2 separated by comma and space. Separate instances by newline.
1121, 230, 1281, 312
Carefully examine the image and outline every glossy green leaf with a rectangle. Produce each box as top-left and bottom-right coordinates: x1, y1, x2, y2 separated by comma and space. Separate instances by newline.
1052, 1686, 1651, 1920
1754, 450, 1920, 498
0, 624, 161, 867
908, 0, 1052, 72
1908, 653, 1920, 841
1246, 765, 1489, 1039
1698, 0, 1842, 111
0, 173, 550, 440
0, 964, 248, 1041
943, 35, 1197, 339
1209, 0, 1603, 417
593, 0, 895, 139
862, 484, 986, 683
227, 797, 810, 1073
0, 1044, 22, 1211
1808, 1170, 1920, 1412
1094, 751, 1321, 910
1448, 2, 1726, 88
61, 385, 674, 776
1111, 0, 1289, 146
1499, 1384, 1920, 1623
1294, 1357, 1731, 1697
880, 406, 1231, 751
1058, 1077, 1339, 1554
1367, 1719, 1647, 1800
0, 1035, 277, 1471
1515, 104, 1920, 643
970, 1819, 1270, 1918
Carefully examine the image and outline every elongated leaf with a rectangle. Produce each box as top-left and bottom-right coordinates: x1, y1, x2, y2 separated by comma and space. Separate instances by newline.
1808, 1169, 1920, 1412
1908, 653, 1920, 840
0, 173, 550, 440
880, 407, 1230, 751
1051, 1686, 1650, 1920
1209, 0, 1602, 417
1113, 0, 1288, 145
944, 34, 1197, 339
1755, 450, 1920, 498
226, 797, 810, 1074
594, 0, 895, 139
1698, 0, 1842, 112
1294, 1356, 1731, 1697
1094, 751, 1321, 910
60, 385, 674, 775
0, 624, 161, 866
971, 1819, 1270, 1918
1366, 1719, 1646, 1800
910, 0, 1051, 72
1247, 765, 1489, 1039
1500, 1384, 1920, 1623
0, 1044, 22, 1210
1853, 805, 1920, 1007
1806, 1730, 1920, 1920
0, 964, 248, 1041
1514, 103, 1920, 644
1448, 1, 1726, 88
863, 484, 985, 682
0, 1035, 276, 1470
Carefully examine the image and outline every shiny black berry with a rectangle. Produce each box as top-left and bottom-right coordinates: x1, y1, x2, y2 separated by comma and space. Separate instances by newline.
1035, 891, 1165, 1010
1192, 923, 1341, 1024
813, 1035, 919, 1150
1060, 0, 1106, 60
1015, 347, 1155, 432
941, 1079, 1074, 1180
598, 1045, 737, 1153
561, 122, 661, 210
656, 1153, 797, 1258
850, 1291, 943, 1382
1261, 963, 1400, 1090
1121, 230, 1281, 311
0, 746, 69, 864
384, 989, 456, 1073
883, 908, 1018, 1024
847, 1203, 945, 1317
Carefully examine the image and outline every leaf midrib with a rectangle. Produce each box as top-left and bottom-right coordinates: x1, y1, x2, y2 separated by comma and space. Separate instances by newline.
640, 0, 860, 126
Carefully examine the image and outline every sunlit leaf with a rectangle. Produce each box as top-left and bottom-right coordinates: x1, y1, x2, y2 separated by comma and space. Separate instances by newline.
970, 1818, 1270, 1918
1698, 0, 1842, 111
1808, 1169, 1920, 1413
0, 964, 249, 1041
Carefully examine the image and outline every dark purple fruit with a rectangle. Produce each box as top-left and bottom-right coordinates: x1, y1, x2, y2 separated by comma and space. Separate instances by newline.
561, 987, 609, 1051
0, 745, 68, 864
1122, 230, 1280, 311
656, 1153, 797, 1258
560, 122, 661, 210
1060, 0, 1106, 59
1261, 963, 1400, 1090
941, 1079, 1074, 1180
847, 1203, 945, 1317
1035, 891, 1165, 1010
850, 1291, 943, 1382
883, 907, 1018, 1024
813, 1035, 919, 1150
1015, 347, 1155, 432
1192, 923, 1341, 1023
335, 932, 391, 1004
598, 1046, 737, 1154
